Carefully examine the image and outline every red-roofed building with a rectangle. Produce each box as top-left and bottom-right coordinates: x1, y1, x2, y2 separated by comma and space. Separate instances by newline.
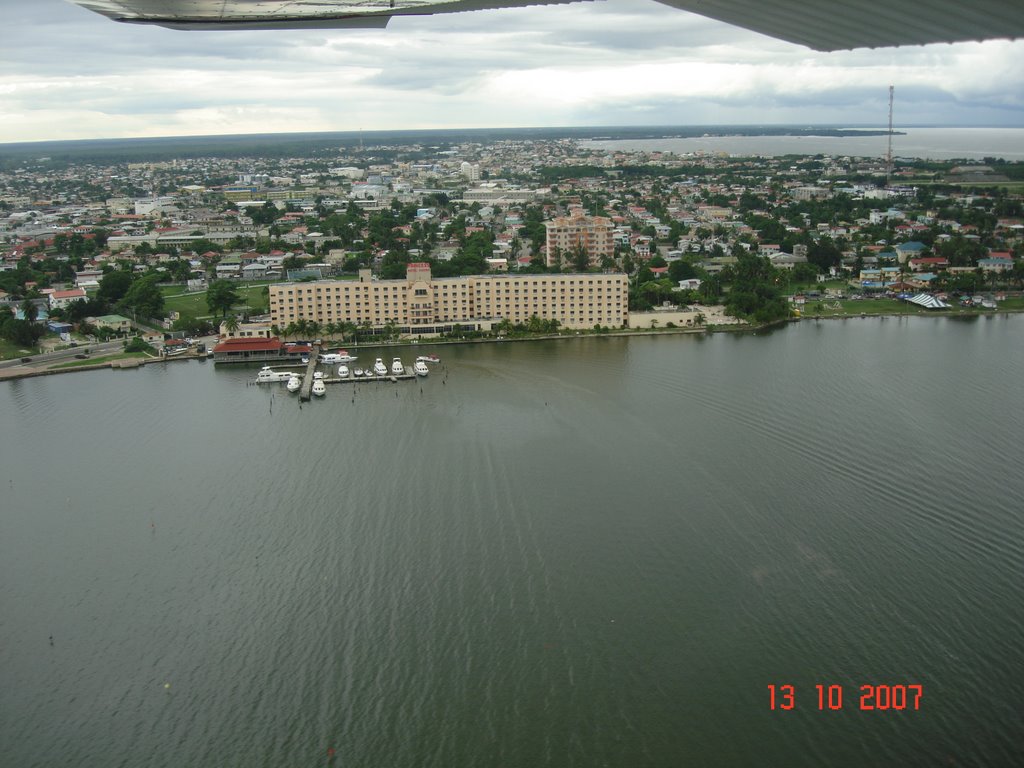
212, 336, 285, 363
909, 256, 949, 272
49, 288, 87, 309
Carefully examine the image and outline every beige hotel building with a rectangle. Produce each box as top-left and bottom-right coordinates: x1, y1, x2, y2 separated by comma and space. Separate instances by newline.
268, 264, 628, 335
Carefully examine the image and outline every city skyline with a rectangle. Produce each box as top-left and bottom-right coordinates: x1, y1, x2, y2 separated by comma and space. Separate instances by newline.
2, 0, 1023, 144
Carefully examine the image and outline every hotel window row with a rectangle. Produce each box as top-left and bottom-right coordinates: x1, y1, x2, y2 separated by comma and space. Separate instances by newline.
269, 267, 628, 332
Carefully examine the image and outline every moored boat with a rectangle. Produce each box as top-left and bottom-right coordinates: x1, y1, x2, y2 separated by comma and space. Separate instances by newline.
391, 357, 404, 375
373, 358, 387, 377
416, 355, 441, 364
338, 364, 350, 378
256, 366, 295, 383
286, 374, 301, 393
320, 350, 359, 364
414, 360, 429, 377
311, 378, 326, 397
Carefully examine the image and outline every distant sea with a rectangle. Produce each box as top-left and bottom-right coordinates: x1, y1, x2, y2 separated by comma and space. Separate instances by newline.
2, 126, 1020, 163
582, 127, 1024, 161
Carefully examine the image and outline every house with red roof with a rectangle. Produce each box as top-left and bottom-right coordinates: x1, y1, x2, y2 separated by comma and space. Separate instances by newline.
49, 288, 87, 309
907, 256, 948, 272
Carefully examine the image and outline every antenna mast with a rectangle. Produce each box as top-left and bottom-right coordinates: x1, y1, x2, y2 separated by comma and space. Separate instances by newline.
886, 85, 894, 187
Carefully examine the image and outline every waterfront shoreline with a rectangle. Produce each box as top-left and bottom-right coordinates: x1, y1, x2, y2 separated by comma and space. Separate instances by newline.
3, 306, 1021, 382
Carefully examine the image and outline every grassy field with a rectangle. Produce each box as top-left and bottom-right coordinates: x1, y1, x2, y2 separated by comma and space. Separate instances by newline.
161, 282, 272, 319
0, 339, 38, 361
51, 352, 150, 369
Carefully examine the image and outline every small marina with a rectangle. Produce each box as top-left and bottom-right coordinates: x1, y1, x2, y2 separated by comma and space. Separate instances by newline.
255, 347, 440, 400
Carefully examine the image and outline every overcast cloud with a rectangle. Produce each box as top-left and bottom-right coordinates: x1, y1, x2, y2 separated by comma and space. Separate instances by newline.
1, 0, 1022, 143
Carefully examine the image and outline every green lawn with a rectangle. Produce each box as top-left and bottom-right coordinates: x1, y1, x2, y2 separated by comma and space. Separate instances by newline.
51, 351, 150, 369
0, 339, 38, 361
161, 283, 272, 319
996, 297, 1024, 311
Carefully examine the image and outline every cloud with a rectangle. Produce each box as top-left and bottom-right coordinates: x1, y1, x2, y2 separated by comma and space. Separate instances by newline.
0, 0, 1021, 142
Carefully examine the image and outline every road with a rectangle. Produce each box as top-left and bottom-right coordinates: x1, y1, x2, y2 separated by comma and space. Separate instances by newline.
0, 339, 129, 372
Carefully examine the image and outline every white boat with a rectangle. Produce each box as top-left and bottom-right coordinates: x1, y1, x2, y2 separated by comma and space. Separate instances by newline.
338, 364, 350, 378
364, 368, 375, 378
320, 350, 358, 364
311, 378, 326, 397
313, 371, 324, 380
286, 374, 301, 393
416, 355, 440, 364
391, 357, 404, 375
353, 366, 364, 377
414, 360, 429, 377
373, 358, 387, 377
256, 366, 295, 383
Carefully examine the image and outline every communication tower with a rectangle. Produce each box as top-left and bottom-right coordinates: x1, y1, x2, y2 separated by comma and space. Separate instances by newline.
886, 85, 894, 186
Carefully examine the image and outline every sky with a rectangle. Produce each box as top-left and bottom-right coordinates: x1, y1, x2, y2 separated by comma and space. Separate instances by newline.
1, 0, 1023, 144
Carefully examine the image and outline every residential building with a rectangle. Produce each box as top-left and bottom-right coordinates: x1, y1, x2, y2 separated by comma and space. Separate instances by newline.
219, 320, 273, 339
978, 257, 1014, 273
89, 314, 132, 332
544, 209, 614, 268
49, 288, 87, 309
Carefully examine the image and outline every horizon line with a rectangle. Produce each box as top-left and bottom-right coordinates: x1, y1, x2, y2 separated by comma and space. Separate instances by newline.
2, 123, 1022, 150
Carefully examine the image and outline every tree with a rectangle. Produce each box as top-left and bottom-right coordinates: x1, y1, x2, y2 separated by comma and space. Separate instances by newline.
570, 242, 590, 272
668, 260, 697, 283
2, 317, 44, 347
119, 274, 165, 319
97, 269, 134, 305
20, 299, 38, 323
125, 336, 156, 354
206, 280, 241, 318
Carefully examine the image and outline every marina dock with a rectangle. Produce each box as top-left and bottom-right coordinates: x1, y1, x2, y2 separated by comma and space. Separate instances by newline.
298, 344, 321, 401
297, 347, 422, 400
323, 367, 417, 385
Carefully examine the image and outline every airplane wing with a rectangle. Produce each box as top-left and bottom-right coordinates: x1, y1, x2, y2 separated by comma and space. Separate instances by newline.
654, 0, 1024, 51
65, 0, 589, 31
66, 0, 1024, 50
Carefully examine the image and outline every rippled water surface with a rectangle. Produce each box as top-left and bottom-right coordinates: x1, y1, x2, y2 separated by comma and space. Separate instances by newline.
3, 315, 1023, 767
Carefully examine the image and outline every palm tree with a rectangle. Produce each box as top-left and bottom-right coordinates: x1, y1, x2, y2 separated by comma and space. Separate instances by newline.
21, 298, 39, 323
223, 315, 240, 337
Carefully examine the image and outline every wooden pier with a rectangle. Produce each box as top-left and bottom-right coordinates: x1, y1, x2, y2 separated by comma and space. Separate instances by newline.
298, 344, 321, 401
298, 350, 427, 400
324, 367, 417, 384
